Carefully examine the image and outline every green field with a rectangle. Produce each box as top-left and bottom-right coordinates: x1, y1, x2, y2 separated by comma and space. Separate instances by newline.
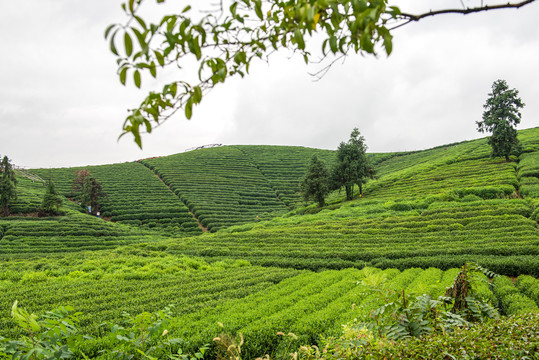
1, 127, 538, 359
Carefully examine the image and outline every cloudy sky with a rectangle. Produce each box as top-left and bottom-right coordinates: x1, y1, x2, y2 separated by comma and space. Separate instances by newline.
0, 0, 538, 168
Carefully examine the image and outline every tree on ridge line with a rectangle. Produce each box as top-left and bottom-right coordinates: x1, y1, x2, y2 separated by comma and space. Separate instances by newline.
0, 155, 17, 217
477, 79, 525, 161
40, 180, 63, 216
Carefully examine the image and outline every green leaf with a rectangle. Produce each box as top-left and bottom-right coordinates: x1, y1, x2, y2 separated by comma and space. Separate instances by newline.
230, 2, 238, 15
329, 36, 337, 53
383, 33, 392, 55
120, 67, 128, 85
182, 5, 192, 13
234, 51, 246, 64
124, 32, 133, 57
133, 28, 147, 51
185, 99, 193, 119
149, 62, 157, 77
189, 38, 202, 60
134, 15, 147, 30
193, 86, 202, 103
155, 51, 165, 66
254, 0, 263, 20
132, 124, 142, 148
110, 31, 119, 56
104, 24, 116, 39
294, 29, 305, 50
143, 119, 152, 133
134, 70, 141, 88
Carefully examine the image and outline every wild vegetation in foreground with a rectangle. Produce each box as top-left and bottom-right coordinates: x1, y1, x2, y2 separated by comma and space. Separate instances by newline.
0, 127, 538, 358
1, 262, 538, 359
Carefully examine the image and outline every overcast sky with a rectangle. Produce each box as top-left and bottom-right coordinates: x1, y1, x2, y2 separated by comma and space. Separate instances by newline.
0, 0, 538, 168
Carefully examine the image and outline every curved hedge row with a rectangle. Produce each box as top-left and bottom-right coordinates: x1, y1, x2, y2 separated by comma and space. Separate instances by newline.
0, 212, 166, 255
166, 199, 539, 276
141, 147, 290, 231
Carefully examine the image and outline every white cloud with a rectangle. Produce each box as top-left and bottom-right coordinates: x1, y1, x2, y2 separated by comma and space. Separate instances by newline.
0, 0, 538, 167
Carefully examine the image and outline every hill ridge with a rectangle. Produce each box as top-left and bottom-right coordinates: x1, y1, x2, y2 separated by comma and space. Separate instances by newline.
137, 159, 210, 232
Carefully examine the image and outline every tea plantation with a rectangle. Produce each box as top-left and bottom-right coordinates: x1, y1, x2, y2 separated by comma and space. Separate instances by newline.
0, 127, 538, 359
32, 162, 201, 235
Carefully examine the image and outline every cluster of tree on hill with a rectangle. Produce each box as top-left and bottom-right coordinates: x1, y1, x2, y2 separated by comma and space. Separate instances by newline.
0, 155, 63, 216
0, 156, 106, 217
301, 128, 375, 207
301, 80, 524, 208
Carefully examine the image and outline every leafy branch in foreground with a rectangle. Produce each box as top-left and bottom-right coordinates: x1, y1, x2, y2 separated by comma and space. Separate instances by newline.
107, 0, 537, 148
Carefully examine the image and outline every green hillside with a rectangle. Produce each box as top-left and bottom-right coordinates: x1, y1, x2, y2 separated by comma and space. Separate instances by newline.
141, 147, 289, 231
32, 162, 201, 235
1, 127, 538, 359
232, 145, 336, 207
0, 211, 167, 255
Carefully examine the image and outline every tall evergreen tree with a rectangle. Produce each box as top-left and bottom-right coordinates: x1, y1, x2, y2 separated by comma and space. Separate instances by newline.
477, 79, 524, 161
41, 180, 63, 215
0, 155, 17, 216
301, 155, 331, 207
332, 129, 375, 200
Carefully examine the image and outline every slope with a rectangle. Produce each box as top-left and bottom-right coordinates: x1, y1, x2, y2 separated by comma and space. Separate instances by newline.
32, 162, 201, 236
141, 146, 291, 231
155, 127, 539, 276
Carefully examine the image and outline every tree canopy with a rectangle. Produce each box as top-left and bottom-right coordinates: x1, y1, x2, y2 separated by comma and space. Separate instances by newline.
71, 170, 106, 215
41, 180, 63, 216
107, 0, 536, 147
301, 155, 331, 207
477, 79, 525, 161
332, 128, 374, 200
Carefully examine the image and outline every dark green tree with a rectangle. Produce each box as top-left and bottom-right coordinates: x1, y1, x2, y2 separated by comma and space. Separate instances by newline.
71, 170, 106, 215
477, 79, 525, 161
81, 176, 106, 215
332, 128, 375, 200
301, 155, 331, 207
0, 155, 17, 216
41, 180, 63, 216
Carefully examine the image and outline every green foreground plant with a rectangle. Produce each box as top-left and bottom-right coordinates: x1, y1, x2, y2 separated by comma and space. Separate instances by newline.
0, 302, 208, 360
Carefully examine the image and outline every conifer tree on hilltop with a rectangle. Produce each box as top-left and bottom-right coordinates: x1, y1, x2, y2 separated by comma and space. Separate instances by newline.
0, 155, 17, 217
477, 79, 525, 161
41, 180, 63, 216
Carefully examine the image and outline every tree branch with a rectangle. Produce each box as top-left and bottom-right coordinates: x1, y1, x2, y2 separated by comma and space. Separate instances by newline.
400, 0, 537, 22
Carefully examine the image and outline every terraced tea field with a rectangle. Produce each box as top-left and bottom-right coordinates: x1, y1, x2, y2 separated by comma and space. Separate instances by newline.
165, 198, 539, 275
1, 256, 537, 358
0, 211, 165, 255
32, 162, 201, 235
1, 127, 538, 359
141, 147, 291, 231
232, 145, 337, 207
